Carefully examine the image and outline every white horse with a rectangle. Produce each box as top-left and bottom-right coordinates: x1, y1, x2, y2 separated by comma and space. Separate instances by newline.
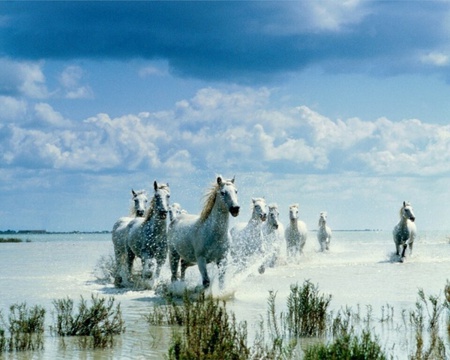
230, 197, 267, 272
126, 181, 170, 281
168, 202, 186, 222
285, 204, 308, 257
168, 176, 240, 289
111, 189, 148, 287
260, 203, 285, 271
393, 201, 416, 262
317, 211, 332, 252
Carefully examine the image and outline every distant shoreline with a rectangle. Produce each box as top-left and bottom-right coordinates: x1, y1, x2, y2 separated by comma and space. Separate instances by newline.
0, 229, 384, 235
0, 230, 111, 235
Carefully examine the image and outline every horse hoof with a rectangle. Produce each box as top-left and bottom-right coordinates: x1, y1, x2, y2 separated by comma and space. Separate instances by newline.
258, 265, 265, 274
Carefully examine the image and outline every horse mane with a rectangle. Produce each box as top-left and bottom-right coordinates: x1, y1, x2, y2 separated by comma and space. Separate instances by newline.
145, 183, 170, 221
199, 181, 220, 222
129, 189, 147, 216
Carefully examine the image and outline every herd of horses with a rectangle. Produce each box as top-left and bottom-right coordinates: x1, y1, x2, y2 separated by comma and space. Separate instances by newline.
111, 176, 417, 288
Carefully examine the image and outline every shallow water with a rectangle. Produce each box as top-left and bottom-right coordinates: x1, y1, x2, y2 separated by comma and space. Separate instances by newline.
0, 231, 449, 359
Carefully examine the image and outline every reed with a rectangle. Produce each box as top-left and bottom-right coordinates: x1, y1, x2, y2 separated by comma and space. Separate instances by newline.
286, 280, 332, 337
51, 295, 125, 348
303, 328, 387, 360
409, 288, 448, 359
0, 303, 45, 352
166, 292, 250, 360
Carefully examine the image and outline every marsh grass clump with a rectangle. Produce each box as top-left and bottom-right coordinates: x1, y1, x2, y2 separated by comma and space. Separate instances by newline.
0, 238, 24, 243
166, 292, 250, 360
94, 254, 117, 285
409, 288, 448, 360
0, 303, 45, 352
303, 328, 387, 360
51, 295, 125, 348
286, 280, 332, 337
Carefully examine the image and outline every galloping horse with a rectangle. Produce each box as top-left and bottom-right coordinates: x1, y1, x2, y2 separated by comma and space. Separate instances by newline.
230, 197, 267, 270
126, 181, 170, 281
317, 211, 332, 252
285, 204, 308, 257
393, 201, 416, 262
260, 203, 285, 271
168, 176, 240, 289
111, 189, 148, 287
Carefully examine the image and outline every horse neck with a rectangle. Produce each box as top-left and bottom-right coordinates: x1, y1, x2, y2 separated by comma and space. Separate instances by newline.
398, 215, 411, 228
203, 194, 230, 233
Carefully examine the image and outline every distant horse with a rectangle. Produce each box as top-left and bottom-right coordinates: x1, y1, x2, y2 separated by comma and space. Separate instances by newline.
393, 201, 416, 262
285, 204, 308, 257
111, 189, 148, 287
230, 197, 267, 272
126, 181, 170, 281
261, 203, 285, 271
317, 212, 332, 251
169, 202, 186, 222
168, 176, 240, 289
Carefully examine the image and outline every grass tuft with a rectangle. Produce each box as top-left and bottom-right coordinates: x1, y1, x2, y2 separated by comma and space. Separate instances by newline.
51, 295, 125, 348
0, 302, 45, 352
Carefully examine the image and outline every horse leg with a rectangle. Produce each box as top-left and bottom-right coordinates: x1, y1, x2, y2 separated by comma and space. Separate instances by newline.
180, 259, 189, 281
169, 247, 180, 282
197, 256, 210, 288
401, 244, 407, 259
126, 249, 135, 280
217, 259, 227, 289
141, 255, 153, 279
408, 241, 414, 256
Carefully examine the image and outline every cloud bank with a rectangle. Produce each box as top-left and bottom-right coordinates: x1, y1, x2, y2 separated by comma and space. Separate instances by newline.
2, 1, 450, 82
2, 86, 450, 178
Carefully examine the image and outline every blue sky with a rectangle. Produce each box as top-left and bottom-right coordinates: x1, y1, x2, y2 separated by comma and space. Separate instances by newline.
2, 1, 450, 232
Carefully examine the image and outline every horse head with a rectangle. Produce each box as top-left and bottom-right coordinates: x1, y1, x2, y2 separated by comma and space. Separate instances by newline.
319, 211, 327, 226
153, 180, 170, 220
169, 202, 184, 222
267, 204, 280, 229
252, 197, 267, 222
131, 189, 148, 217
289, 204, 299, 222
217, 176, 240, 217
401, 201, 415, 222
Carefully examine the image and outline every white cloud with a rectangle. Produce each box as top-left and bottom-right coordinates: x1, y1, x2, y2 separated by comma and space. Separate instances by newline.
420, 52, 450, 67
3, 86, 450, 180
59, 65, 93, 99
34, 103, 72, 128
0, 58, 48, 98
0, 96, 27, 122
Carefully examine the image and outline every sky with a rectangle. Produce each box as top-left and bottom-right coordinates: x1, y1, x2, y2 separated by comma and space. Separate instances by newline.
2, 1, 450, 232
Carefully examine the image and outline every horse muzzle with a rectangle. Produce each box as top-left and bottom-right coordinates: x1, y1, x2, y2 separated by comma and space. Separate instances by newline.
410, 216, 415, 222
136, 210, 145, 217
159, 211, 168, 220
230, 206, 240, 217
261, 214, 267, 222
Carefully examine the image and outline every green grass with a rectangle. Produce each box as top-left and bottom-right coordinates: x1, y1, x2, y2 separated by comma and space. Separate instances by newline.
0, 303, 45, 352
0, 238, 25, 243
51, 295, 125, 348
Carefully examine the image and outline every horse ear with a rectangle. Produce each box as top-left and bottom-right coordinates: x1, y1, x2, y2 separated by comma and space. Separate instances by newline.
231, 175, 235, 183
132, 189, 137, 196
154, 180, 158, 191
217, 176, 223, 186
403, 201, 406, 207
